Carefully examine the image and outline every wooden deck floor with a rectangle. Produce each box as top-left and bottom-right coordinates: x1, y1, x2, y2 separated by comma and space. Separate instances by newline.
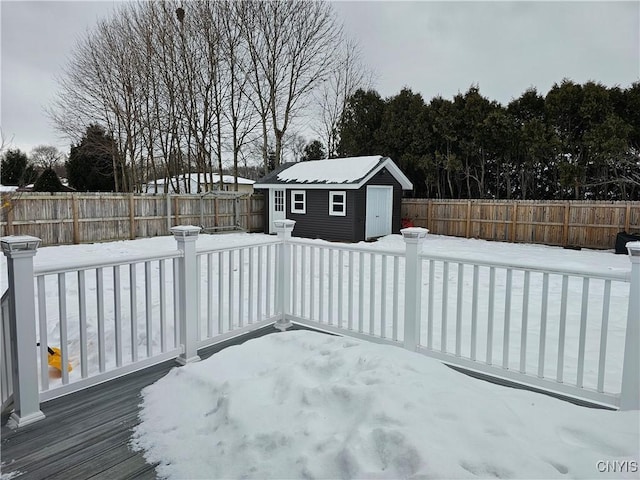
1, 324, 301, 480
2, 322, 610, 479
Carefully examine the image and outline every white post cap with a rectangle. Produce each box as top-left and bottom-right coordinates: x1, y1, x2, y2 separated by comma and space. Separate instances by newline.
170, 226, 201, 238
401, 227, 428, 242
274, 219, 296, 231
1, 236, 41, 254
627, 241, 640, 260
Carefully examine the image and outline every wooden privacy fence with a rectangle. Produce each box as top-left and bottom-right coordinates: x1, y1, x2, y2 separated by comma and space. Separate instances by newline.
0, 192, 265, 246
402, 199, 640, 250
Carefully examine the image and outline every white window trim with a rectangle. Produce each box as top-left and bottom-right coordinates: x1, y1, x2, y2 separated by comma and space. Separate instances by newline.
274, 189, 285, 212
329, 191, 347, 216
291, 190, 306, 214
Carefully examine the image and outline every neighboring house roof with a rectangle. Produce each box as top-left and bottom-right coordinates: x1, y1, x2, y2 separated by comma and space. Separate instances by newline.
15, 183, 76, 192
143, 173, 255, 193
255, 156, 413, 190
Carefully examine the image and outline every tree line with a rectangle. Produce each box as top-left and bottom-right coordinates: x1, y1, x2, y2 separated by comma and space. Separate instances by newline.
337, 81, 640, 200
0, 145, 71, 192
49, 0, 368, 193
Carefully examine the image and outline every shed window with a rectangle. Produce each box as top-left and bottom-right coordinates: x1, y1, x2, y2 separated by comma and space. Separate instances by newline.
329, 191, 346, 216
274, 190, 284, 212
291, 190, 306, 214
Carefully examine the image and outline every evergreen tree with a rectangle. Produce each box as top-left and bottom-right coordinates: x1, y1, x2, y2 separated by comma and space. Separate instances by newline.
66, 124, 117, 191
301, 140, 326, 161
507, 88, 557, 199
1, 149, 37, 186
335, 81, 638, 201
337, 89, 385, 157
33, 167, 64, 192
427, 96, 464, 198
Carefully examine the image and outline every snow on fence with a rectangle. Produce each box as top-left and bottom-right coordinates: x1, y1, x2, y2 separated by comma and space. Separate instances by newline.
1, 223, 639, 428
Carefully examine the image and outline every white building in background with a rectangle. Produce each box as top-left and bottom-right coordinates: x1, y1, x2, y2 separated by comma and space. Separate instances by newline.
143, 173, 255, 195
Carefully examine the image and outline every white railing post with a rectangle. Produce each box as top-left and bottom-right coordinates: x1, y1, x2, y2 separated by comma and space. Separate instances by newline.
274, 220, 295, 331
620, 241, 640, 410
1, 235, 45, 427
171, 226, 201, 365
401, 227, 428, 351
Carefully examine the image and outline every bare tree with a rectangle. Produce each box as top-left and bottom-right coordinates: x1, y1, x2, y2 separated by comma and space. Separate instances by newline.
49, 0, 354, 188
313, 38, 372, 158
49, 4, 142, 192
218, 2, 260, 190
285, 132, 308, 163
240, 0, 342, 169
30, 145, 64, 170
0, 128, 12, 156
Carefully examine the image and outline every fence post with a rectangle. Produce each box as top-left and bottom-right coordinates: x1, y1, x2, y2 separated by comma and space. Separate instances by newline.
274, 220, 296, 331
620, 241, 640, 410
72, 194, 80, 244
171, 226, 201, 365
465, 200, 472, 238
1, 235, 45, 427
166, 193, 172, 234
128, 193, 135, 240
402, 227, 428, 351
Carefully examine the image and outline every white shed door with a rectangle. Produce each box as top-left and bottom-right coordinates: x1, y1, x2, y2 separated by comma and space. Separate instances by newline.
365, 186, 393, 239
270, 189, 286, 233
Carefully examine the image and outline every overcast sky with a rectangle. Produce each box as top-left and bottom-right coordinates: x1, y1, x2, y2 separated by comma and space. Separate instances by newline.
1, 1, 638, 159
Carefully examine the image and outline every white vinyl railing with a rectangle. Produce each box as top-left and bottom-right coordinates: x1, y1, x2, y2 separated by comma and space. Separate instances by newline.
413, 254, 632, 408
1, 290, 13, 412
281, 225, 638, 410
1, 223, 638, 428
195, 240, 280, 348
32, 249, 183, 401
288, 240, 405, 345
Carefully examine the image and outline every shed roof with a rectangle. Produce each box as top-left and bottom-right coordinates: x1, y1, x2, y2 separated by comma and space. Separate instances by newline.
255, 156, 413, 190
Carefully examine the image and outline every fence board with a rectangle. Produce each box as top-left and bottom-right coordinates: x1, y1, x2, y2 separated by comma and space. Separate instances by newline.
403, 199, 640, 250
0, 192, 264, 246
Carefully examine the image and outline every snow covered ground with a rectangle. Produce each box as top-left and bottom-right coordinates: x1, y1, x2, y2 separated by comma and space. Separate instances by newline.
131, 330, 640, 479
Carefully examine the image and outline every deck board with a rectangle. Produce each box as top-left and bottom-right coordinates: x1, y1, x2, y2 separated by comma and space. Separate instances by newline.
1, 324, 303, 480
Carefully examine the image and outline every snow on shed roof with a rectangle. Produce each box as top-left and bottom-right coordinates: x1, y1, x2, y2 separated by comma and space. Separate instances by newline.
255, 156, 413, 190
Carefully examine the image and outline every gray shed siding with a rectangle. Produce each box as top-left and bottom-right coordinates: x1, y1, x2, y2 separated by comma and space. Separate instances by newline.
287, 189, 358, 242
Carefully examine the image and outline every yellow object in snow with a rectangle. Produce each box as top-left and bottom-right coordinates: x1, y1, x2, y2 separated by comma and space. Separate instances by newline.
47, 346, 73, 372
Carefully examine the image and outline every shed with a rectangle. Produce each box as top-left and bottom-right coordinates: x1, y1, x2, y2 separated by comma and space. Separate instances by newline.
255, 155, 413, 242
